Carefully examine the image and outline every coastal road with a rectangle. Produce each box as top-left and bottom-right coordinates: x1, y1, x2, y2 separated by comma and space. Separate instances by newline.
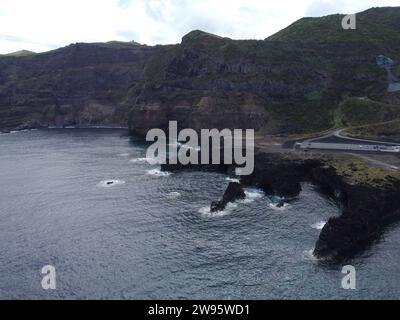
302, 129, 398, 146
310, 129, 398, 146
293, 129, 400, 171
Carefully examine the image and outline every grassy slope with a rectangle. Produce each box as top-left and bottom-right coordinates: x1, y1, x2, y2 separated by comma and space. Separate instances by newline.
267, 7, 400, 45
338, 97, 400, 126
267, 7, 400, 135
344, 119, 400, 142
267, 8, 400, 186
2, 50, 36, 57
329, 156, 400, 188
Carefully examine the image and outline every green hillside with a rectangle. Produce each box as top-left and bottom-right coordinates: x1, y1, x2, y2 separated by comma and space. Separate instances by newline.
267, 7, 400, 46
338, 97, 400, 127
345, 119, 400, 142
3, 50, 36, 57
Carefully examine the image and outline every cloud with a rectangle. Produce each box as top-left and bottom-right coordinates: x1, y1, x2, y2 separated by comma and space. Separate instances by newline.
0, 0, 399, 54
118, 0, 132, 8
116, 30, 139, 41
305, 0, 399, 17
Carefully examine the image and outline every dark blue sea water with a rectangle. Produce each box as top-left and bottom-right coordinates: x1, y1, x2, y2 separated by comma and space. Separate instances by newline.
1, 129, 400, 299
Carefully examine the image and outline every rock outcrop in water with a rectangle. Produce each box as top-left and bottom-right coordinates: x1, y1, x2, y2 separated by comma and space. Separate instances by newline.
211, 182, 245, 212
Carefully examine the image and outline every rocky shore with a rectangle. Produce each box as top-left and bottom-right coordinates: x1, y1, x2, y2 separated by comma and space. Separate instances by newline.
162, 150, 400, 261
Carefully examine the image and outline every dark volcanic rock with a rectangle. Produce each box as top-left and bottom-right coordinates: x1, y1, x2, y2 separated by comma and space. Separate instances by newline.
161, 161, 231, 175
203, 150, 400, 261
211, 182, 246, 212
312, 166, 400, 260
241, 151, 321, 198
276, 199, 286, 208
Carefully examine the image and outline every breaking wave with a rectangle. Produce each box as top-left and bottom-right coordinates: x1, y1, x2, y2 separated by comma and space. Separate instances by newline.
226, 177, 240, 183
269, 201, 290, 211
147, 168, 171, 177
130, 157, 150, 163
239, 189, 264, 204
166, 192, 181, 199
199, 202, 238, 217
311, 221, 327, 230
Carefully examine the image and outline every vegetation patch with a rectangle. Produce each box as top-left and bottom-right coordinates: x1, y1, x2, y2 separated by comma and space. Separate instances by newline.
328, 157, 400, 188
338, 97, 400, 127
344, 119, 400, 142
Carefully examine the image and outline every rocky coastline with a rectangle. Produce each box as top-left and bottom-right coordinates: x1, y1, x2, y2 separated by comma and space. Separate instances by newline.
162, 150, 400, 261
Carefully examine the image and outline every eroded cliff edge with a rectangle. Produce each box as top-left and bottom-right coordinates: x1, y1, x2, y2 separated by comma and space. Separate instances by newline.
2, 8, 400, 135
162, 151, 400, 261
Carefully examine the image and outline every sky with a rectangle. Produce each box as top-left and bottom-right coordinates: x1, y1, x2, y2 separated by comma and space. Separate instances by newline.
0, 0, 399, 54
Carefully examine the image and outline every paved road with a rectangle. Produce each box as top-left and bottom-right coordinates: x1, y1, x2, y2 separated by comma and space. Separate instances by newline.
295, 129, 400, 171
304, 129, 398, 146
334, 129, 397, 146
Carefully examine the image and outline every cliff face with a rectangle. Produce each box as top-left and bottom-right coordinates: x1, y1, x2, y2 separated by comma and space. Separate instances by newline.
311, 165, 400, 260
1, 7, 400, 134
128, 34, 396, 136
0, 42, 162, 131
129, 8, 400, 136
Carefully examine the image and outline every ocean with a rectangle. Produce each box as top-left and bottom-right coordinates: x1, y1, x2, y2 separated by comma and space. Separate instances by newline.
0, 129, 399, 299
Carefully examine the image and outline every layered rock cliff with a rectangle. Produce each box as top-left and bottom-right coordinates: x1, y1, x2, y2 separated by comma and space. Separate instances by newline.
0, 42, 163, 131
1, 7, 400, 135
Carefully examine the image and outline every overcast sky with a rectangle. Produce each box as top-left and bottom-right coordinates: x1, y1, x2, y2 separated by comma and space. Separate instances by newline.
0, 0, 398, 54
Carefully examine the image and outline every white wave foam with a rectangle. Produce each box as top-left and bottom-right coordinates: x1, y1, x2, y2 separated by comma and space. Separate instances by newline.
311, 221, 327, 230
303, 248, 318, 262
303, 247, 328, 262
269, 201, 290, 211
245, 189, 263, 199
199, 202, 238, 217
119, 153, 130, 157
3, 129, 38, 134
226, 177, 240, 183
239, 189, 264, 204
20, 129, 38, 132
166, 192, 181, 199
130, 157, 149, 163
200, 188, 263, 217
97, 179, 125, 188
147, 168, 171, 177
